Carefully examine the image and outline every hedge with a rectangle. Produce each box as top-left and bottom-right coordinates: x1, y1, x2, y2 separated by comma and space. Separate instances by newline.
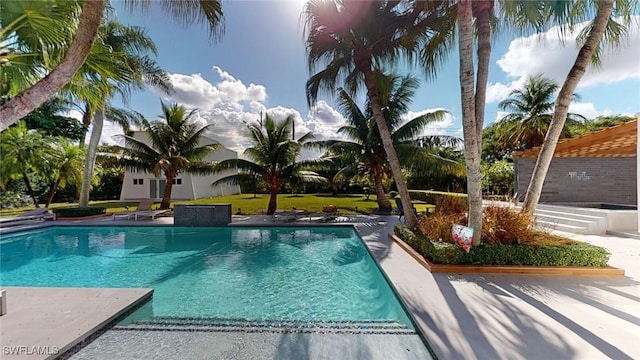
408, 190, 467, 205
394, 224, 610, 267
53, 206, 106, 218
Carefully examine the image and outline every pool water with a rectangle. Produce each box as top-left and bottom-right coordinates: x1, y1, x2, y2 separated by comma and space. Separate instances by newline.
0, 226, 412, 328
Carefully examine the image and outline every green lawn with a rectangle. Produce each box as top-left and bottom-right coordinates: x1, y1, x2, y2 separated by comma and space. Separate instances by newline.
0, 194, 433, 218
174, 194, 384, 215
0, 193, 436, 218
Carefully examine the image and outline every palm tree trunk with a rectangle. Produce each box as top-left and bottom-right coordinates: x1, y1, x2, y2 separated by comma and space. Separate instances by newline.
458, 0, 483, 245
373, 168, 392, 210
46, 178, 61, 207
364, 71, 417, 228
473, 0, 493, 155
522, 0, 614, 213
79, 108, 103, 207
160, 172, 174, 209
267, 190, 278, 215
0, 0, 106, 130
79, 102, 92, 148
22, 172, 40, 208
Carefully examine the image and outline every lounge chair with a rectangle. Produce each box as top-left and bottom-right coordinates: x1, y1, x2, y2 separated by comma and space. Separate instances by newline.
320, 205, 340, 222
395, 198, 417, 222
272, 208, 307, 222
130, 199, 170, 221
0, 208, 56, 227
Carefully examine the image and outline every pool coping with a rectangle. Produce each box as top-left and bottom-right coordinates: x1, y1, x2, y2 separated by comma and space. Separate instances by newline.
389, 233, 626, 275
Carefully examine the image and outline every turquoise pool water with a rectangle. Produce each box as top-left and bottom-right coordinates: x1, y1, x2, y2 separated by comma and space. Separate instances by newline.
0, 226, 412, 327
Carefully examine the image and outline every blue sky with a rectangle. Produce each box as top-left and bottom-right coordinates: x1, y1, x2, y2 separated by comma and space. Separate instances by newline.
102, 1, 640, 156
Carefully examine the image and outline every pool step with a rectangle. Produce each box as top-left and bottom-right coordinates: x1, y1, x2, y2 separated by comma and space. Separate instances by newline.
114, 317, 416, 335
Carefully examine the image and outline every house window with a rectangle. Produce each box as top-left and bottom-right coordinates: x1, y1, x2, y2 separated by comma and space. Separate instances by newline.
172, 178, 182, 185
133, 178, 144, 185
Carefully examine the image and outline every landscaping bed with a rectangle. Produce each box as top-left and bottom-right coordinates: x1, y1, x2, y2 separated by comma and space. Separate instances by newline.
394, 224, 616, 270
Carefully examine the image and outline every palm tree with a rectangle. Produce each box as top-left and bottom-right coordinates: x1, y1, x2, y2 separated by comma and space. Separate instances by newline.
117, 102, 219, 209
310, 73, 449, 211
0, 0, 105, 129
0, 122, 51, 207
522, 0, 636, 212
44, 139, 87, 207
0, 0, 224, 129
495, 74, 585, 150
303, 0, 456, 229
457, 0, 484, 244
212, 114, 327, 215
74, 20, 172, 208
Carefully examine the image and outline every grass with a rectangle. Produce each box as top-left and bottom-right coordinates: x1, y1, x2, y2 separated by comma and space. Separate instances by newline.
0, 194, 438, 217
175, 194, 390, 214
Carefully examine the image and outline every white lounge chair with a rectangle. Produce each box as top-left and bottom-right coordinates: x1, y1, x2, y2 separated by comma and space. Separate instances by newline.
0, 208, 56, 227
272, 208, 307, 222
128, 199, 170, 221
133, 199, 170, 221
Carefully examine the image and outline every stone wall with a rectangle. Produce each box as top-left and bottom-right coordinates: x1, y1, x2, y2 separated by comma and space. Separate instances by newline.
514, 157, 637, 205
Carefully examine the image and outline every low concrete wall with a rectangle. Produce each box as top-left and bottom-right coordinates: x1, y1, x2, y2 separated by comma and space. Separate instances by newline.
174, 204, 232, 226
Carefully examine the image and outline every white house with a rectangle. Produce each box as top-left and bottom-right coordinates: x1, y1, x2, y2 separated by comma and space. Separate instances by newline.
119, 132, 241, 201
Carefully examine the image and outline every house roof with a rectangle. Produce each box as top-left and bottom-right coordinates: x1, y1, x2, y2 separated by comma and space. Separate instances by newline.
513, 119, 637, 158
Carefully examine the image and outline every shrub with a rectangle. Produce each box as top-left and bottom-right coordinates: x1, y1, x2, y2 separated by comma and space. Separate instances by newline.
481, 206, 534, 244
434, 196, 468, 216
53, 206, 106, 218
417, 213, 465, 242
395, 224, 611, 267
418, 205, 536, 245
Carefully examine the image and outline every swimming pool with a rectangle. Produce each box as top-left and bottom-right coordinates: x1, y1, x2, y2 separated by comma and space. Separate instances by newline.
0, 226, 413, 331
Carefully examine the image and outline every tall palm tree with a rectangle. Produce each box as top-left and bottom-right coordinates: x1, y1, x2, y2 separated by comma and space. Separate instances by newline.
74, 20, 172, 208
0, 121, 51, 207
457, 0, 484, 244
310, 73, 449, 211
212, 114, 327, 215
496, 74, 585, 150
523, 0, 636, 212
0, 0, 224, 129
303, 0, 456, 229
117, 102, 219, 209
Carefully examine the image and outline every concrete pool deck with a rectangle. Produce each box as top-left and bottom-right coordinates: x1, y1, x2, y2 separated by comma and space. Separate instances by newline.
1, 215, 638, 359
0, 287, 152, 360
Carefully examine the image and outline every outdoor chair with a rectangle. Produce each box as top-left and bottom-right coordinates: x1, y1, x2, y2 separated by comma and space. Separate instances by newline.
395, 198, 418, 222
272, 208, 307, 222
0, 208, 56, 227
126, 199, 171, 221
319, 205, 340, 222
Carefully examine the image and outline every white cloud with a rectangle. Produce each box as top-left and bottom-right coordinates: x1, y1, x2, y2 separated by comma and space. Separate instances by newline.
488, 16, 640, 103
401, 108, 456, 137
486, 77, 528, 103
150, 66, 267, 111
494, 111, 510, 122
305, 101, 346, 141
568, 102, 611, 119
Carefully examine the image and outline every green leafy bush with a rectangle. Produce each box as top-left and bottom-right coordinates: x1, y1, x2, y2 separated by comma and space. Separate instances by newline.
394, 224, 610, 267
53, 206, 106, 218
